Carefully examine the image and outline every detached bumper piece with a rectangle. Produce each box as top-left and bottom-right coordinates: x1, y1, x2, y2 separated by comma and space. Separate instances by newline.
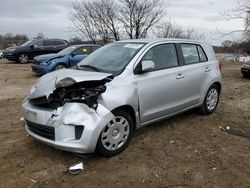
26, 120, 55, 140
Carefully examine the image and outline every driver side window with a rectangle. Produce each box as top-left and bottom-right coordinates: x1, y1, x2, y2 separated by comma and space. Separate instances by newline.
73, 47, 91, 55
141, 44, 178, 71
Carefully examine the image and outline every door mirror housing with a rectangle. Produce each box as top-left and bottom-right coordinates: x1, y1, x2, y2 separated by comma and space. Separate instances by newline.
141, 60, 155, 72
29, 44, 36, 49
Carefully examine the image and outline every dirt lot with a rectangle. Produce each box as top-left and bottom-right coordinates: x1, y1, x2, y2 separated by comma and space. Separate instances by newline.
0, 59, 249, 188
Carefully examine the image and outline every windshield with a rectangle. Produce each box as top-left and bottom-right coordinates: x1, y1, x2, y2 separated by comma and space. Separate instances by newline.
58, 46, 77, 56
77, 42, 145, 74
21, 41, 31, 46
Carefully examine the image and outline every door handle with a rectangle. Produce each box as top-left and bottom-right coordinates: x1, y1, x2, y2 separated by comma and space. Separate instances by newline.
205, 67, 211, 72
176, 73, 185, 79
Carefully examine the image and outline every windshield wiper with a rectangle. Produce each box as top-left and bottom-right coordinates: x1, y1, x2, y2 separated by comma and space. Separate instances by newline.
79, 65, 100, 72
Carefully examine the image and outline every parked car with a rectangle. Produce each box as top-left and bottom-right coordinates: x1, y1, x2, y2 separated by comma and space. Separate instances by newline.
241, 60, 250, 78
22, 39, 222, 157
31, 44, 101, 75
3, 39, 68, 63
0, 51, 3, 59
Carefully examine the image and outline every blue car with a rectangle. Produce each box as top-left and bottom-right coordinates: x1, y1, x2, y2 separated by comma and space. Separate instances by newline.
31, 44, 101, 75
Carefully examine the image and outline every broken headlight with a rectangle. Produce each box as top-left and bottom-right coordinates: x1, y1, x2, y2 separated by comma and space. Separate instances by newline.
56, 77, 76, 88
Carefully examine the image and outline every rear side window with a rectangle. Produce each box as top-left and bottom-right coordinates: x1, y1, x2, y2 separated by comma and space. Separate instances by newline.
197, 45, 208, 62
43, 40, 54, 46
181, 44, 199, 65
141, 43, 178, 71
43, 40, 66, 46
54, 40, 66, 46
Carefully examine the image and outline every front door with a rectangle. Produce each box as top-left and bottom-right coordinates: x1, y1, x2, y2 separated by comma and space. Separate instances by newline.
135, 43, 186, 123
69, 47, 90, 66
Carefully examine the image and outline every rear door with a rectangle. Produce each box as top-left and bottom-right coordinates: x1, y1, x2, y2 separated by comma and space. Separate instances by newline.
135, 43, 187, 123
177, 43, 210, 107
43, 40, 55, 54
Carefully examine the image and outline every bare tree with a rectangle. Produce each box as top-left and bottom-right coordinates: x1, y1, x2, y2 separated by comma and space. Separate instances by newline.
34, 32, 45, 39
156, 18, 205, 40
70, 0, 120, 43
223, 1, 250, 41
92, 0, 120, 41
70, 1, 98, 43
118, 0, 166, 39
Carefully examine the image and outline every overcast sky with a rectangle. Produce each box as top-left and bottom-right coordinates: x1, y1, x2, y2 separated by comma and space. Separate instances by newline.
0, 0, 245, 45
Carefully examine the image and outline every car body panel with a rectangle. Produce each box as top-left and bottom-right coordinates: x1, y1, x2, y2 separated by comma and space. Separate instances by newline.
22, 38, 222, 154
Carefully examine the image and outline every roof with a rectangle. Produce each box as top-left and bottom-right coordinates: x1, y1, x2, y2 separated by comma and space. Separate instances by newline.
118, 38, 204, 44
71, 44, 102, 47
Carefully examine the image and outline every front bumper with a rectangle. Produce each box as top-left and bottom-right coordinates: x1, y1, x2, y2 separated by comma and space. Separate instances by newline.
31, 64, 52, 75
22, 99, 114, 153
3, 53, 16, 61
241, 67, 250, 75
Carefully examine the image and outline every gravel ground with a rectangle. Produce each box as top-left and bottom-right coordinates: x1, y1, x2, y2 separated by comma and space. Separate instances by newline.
0, 59, 249, 188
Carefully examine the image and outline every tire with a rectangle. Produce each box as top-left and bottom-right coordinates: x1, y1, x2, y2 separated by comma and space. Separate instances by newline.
18, 54, 29, 64
199, 84, 220, 115
96, 110, 134, 157
243, 73, 250, 78
55, 64, 66, 70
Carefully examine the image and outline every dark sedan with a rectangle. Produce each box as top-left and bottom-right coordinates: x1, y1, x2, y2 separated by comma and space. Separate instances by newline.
3, 39, 68, 63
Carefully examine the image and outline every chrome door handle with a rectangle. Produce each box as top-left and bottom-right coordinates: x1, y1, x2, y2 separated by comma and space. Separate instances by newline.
176, 73, 185, 79
205, 67, 211, 72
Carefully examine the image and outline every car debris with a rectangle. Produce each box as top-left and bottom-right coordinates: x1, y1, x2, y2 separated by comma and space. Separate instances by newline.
220, 125, 250, 139
30, 179, 37, 183
68, 162, 87, 175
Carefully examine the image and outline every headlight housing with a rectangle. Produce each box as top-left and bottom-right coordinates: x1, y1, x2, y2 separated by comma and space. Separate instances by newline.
7, 48, 16, 53
56, 77, 76, 88
41, 60, 54, 66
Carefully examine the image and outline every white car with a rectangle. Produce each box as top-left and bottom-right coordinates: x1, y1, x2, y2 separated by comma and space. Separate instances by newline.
0, 51, 3, 59
22, 39, 222, 156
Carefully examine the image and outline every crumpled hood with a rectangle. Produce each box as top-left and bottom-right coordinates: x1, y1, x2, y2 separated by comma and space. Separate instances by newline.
34, 53, 62, 63
29, 69, 112, 99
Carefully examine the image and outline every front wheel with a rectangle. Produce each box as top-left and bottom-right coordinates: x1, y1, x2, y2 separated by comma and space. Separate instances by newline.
96, 110, 134, 157
55, 64, 66, 70
199, 84, 220, 115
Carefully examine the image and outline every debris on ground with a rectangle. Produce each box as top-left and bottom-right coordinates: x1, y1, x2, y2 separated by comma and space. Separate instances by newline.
68, 162, 87, 175
169, 140, 176, 144
30, 179, 37, 183
220, 125, 250, 139
20, 117, 24, 121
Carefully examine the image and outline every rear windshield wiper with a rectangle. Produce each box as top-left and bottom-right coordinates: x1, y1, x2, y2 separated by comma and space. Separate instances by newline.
79, 65, 100, 72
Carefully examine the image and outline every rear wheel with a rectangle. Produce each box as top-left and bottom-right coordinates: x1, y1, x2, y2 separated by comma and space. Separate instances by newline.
18, 54, 29, 64
199, 84, 220, 115
96, 110, 134, 157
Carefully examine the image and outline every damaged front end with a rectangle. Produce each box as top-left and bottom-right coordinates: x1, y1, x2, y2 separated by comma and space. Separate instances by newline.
22, 74, 115, 153
29, 75, 113, 110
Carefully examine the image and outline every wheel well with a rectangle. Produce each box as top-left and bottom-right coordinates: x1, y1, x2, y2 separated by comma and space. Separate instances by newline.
55, 63, 67, 68
213, 82, 221, 93
112, 105, 136, 128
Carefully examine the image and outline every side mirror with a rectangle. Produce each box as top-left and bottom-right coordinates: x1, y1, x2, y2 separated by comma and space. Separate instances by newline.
29, 44, 36, 49
141, 60, 155, 72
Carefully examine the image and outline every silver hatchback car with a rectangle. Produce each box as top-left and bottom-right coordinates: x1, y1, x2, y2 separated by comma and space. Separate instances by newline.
22, 39, 222, 156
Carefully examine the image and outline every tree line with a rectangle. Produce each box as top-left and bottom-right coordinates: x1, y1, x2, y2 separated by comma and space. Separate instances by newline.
69, 0, 205, 43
